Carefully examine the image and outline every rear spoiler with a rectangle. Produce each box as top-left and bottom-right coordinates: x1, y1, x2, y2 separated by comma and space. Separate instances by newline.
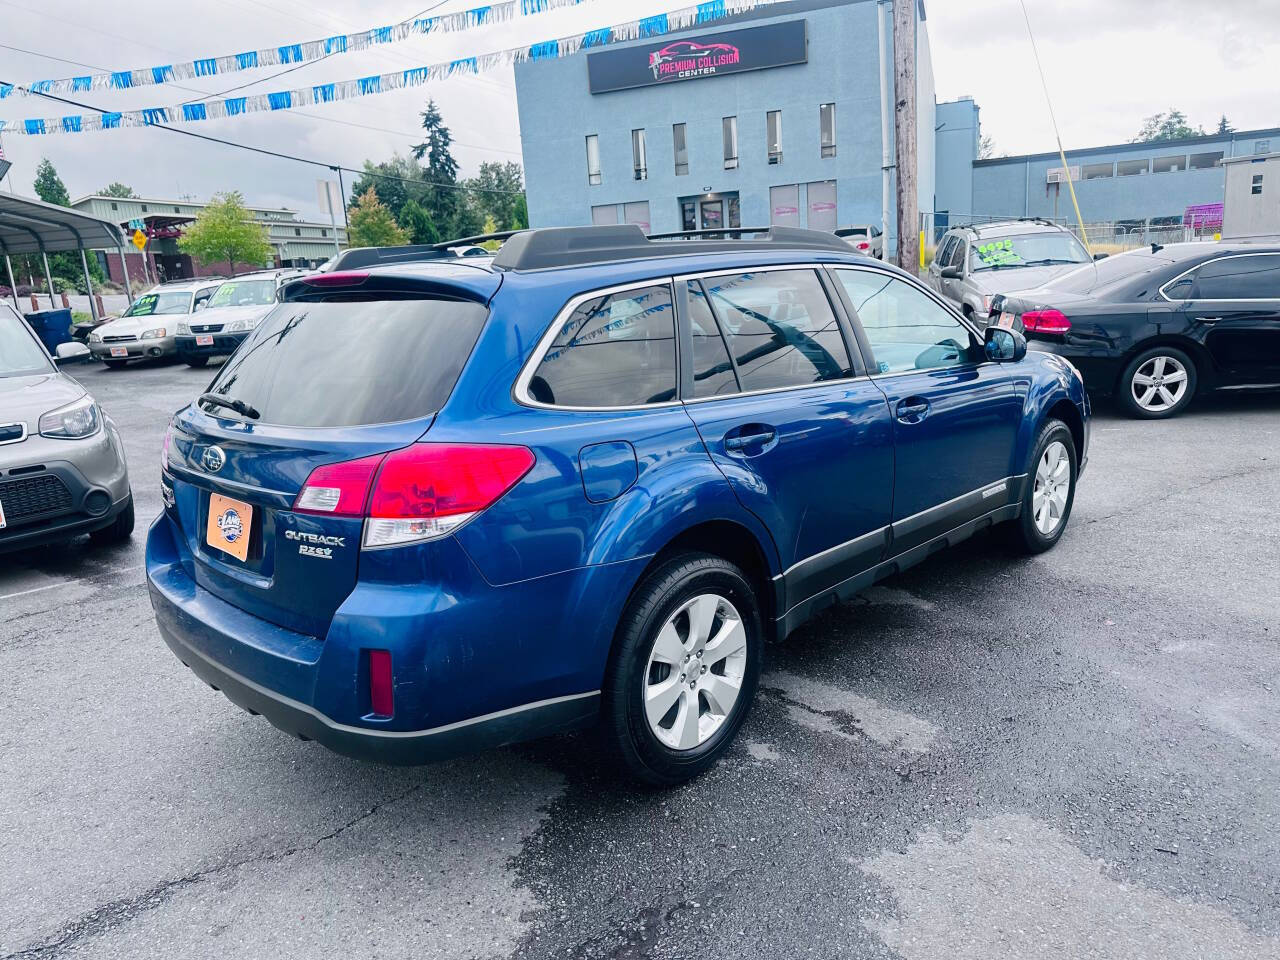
279, 271, 499, 305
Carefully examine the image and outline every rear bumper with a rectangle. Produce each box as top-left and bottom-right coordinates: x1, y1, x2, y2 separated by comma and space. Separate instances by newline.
175, 332, 248, 358
145, 513, 617, 764
1029, 340, 1122, 396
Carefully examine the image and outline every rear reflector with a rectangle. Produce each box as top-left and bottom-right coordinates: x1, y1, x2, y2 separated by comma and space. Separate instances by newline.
301, 271, 370, 287
1021, 308, 1071, 334
369, 649, 393, 717
293, 443, 536, 549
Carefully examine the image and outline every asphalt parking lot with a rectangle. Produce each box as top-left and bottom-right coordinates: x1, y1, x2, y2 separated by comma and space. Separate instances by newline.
2, 358, 1277, 960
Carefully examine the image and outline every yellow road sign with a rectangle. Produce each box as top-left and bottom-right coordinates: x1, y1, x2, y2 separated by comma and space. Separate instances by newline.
131, 229, 147, 251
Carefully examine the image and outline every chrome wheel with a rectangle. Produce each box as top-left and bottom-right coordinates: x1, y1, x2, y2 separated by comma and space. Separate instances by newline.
643, 593, 748, 751
1131, 354, 1189, 412
1032, 440, 1070, 536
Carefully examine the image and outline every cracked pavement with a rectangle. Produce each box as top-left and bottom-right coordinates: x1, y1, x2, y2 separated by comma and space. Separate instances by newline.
1, 360, 1277, 959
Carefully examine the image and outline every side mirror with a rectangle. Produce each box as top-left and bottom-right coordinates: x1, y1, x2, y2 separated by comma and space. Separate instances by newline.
55, 341, 91, 364
984, 326, 1027, 363
940, 265, 962, 280
1093, 252, 1109, 261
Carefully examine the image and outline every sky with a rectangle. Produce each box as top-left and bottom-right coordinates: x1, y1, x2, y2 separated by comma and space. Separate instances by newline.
0, 0, 1276, 220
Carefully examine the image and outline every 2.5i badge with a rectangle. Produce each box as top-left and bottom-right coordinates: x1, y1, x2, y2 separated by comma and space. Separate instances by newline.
205, 492, 253, 562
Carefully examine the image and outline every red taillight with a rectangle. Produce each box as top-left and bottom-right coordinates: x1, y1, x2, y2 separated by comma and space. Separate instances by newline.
369, 649, 393, 717
1021, 308, 1071, 334
856, 241, 870, 250
294, 443, 536, 548
294, 453, 384, 517
301, 271, 370, 287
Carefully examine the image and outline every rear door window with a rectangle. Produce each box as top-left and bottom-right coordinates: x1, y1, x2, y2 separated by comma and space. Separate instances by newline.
701, 269, 852, 392
527, 284, 676, 407
1192, 255, 1280, 300
201, 298, 487, 427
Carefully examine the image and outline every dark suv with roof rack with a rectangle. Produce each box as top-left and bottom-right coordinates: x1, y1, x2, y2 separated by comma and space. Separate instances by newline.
147, 224, 1089, 785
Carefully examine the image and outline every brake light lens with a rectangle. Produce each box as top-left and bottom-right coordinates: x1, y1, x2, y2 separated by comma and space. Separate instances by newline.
856, 241, 870, 251
301, 271, 370, 287
294, 453, 384, 516
1021, 308, 1071, 334
293, 443, 536, 549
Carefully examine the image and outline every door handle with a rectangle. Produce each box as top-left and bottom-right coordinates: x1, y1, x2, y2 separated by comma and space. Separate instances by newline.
724, 425, 777, 454
1195, 317, 1221, 324
895, 397, 931, 424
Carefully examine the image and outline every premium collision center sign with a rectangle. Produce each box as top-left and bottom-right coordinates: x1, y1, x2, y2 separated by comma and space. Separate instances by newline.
587, 20, 808, 94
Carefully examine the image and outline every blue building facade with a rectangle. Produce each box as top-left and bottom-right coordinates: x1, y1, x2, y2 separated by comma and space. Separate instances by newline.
514, 0, 935, 248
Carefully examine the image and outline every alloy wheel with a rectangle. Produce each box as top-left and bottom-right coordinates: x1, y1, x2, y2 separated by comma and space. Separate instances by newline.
1032, 440, 1071, 536
642, 593, 748, 751
1131, 355, 1189, 412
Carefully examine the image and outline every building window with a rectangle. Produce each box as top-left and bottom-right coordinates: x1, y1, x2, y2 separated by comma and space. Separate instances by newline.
110, 201, 118, 210
820, 103, 836, 158
1153, 155, 1186, 174
673, 123, 689, 176
770, 184, 800, 227
322, 229, 329, 237
623, 201, 651, 233
585, 134, 602, 186
632, 129, 648, 181
1189, 152, 1223, 170
1117, 158, 1149, 177
767, 110, 783, 164
1253, 174, 1264, 196
591, 203, 619, 225
1255, 140, 1271, 155
723, 116, 738, 170
141, 204, 148, 212
295, 227, 302, 236
174, 206, 181, 213
1082, 162, 1113, 180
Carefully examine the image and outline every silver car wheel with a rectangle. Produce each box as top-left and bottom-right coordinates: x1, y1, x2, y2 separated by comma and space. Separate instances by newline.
1032, 440, 1071, 536
1131, 354, 1189, 412
643, 593, 748, 751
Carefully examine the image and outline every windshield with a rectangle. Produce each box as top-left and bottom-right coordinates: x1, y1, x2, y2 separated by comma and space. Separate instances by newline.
122, 291, 193, 317
200, 298, 487, 428
208, 279, 277, 308
0, 305, 53, 377
969, 232, 1089, 272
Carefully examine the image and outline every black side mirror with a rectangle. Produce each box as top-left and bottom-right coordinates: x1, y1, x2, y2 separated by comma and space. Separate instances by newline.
1093, 252, 1109, 261
940, 265, 962, 280
984, 326, 1026, 363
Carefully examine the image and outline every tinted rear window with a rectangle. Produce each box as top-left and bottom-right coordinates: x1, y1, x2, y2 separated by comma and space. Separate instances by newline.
201, 298, 486, 427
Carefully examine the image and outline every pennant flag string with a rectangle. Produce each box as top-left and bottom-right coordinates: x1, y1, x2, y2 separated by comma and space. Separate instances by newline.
1, 0, 777, 137
0, 0, 592, 99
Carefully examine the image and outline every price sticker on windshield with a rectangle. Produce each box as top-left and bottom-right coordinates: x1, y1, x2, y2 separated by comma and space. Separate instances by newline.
976, 239, 1023, 267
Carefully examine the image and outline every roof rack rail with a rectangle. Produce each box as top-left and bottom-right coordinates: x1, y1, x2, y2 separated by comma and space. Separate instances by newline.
159, 274, 224, 285
431, 230, 525, 250
319, 232, 522, 272
492, 224, 852, 272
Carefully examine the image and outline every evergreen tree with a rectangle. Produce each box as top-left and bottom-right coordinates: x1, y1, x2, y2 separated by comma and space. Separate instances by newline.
397, 198, 439, 245
411, 99, 463, 237
468, 161, 525, 230
30, 159, 105, 290
1216, 115, 1235, 135
33, 158, 71, 206
99, 182, 138, 198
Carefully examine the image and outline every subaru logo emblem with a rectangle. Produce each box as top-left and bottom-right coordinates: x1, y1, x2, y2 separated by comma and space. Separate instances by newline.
202, 445, 226, 473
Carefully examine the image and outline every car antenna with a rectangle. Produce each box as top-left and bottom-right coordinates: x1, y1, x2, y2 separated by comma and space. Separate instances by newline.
1150, 242, 1164, 253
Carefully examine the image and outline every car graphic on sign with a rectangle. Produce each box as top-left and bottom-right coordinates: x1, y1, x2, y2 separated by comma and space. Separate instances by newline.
648, 40, 740, 79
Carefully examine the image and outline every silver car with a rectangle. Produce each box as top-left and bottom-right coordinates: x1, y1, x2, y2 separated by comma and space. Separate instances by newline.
834, 225, 884, 259
0, 302, 133, 552
927, 219, 1093, 324
88, 278, 221, 367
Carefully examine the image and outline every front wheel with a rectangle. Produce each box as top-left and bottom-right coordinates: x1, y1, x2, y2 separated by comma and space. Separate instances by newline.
89, 497, 134, 546
602, 553, 763, 786
1117, 346, 1197, 419
1004, 420, 1077, 555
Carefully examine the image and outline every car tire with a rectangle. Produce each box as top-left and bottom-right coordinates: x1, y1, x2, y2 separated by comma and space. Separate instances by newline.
89, 496, 134, 546
1004, 419, 1077, 555
184, 357, 209, 368
103, 359, 128, 370
601, 552, 763, 787
1116, 346, 1197, 419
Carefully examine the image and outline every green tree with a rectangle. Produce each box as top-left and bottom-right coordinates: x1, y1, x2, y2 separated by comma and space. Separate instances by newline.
1134, 109, 1204, 143
396, 198, 439, 245
33, 158, 70, 206
467, 161, 525, 230
99, 182, 137, 198
1216, 115, 1235, 135
411, 99, 465, 237
177, 191, 272, 275
348, 153, 425, 223
511, 194, 529, 230
347, 187, 409, 247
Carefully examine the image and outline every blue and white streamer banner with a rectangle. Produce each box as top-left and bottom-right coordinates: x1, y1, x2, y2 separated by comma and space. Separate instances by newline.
1, 0, 776, 136
0, 0, 592, 99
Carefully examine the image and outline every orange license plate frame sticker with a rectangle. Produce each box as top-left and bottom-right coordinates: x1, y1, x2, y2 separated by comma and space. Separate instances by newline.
206, 492, 253, 562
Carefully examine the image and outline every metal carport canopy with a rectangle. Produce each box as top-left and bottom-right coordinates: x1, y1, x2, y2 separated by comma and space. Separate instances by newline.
0, 192, 125, 255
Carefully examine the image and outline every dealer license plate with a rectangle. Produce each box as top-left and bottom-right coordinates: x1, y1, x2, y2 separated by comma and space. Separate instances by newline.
196, 335, 214, 346
998, 312, 1016, 329
206, 492, 253, 562
110, 347, 129, 358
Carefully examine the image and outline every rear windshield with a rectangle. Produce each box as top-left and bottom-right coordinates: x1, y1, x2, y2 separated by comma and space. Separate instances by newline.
200, 298, 487, 427
1039, 250, 1175, 296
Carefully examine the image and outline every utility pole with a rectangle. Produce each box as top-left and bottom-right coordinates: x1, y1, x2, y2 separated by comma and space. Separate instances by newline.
892, 0, 918, 273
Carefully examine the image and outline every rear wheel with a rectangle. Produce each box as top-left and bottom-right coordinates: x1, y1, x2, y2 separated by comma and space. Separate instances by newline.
1117, 346, 1196, 419
89, 496, 134, 546
602, 553, 762, 786
1004, 420, 1077, 554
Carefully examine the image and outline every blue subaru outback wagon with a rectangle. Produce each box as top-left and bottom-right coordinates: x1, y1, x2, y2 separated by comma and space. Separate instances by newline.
147, 225, 1089, 785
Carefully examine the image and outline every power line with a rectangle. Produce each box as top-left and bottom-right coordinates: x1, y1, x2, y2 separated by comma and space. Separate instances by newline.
2, 82, 525, 196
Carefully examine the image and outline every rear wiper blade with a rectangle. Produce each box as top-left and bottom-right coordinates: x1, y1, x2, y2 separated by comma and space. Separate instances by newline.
198, 392, 260, 420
